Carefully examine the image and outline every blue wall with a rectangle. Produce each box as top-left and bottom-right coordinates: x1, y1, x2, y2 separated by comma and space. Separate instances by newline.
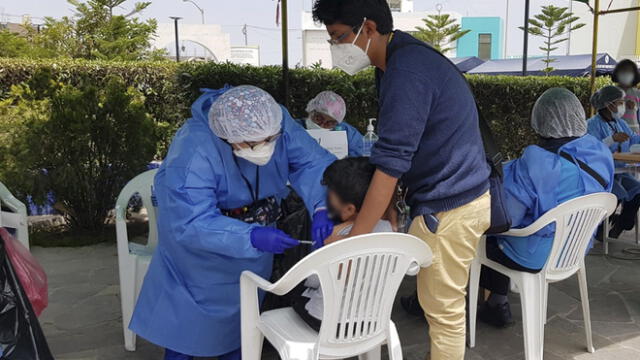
457, 17, 503, 59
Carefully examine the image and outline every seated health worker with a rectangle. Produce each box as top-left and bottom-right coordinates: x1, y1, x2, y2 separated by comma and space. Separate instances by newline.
298, 90, 365, 157
129, 85, 336, 360
291, 157, 393, 331
587, 85, 640, 238
479, 88, 614, 328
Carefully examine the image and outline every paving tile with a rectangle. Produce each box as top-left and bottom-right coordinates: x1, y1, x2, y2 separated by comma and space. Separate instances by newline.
36, 243, 640, 360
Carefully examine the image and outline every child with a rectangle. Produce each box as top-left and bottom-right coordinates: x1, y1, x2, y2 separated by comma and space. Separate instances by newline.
292, 157, 393, 331
613, 59, 640, 133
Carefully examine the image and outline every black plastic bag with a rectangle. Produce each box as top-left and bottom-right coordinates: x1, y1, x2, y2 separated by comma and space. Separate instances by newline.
262, 189, 313, 311
0, 236, 53, 360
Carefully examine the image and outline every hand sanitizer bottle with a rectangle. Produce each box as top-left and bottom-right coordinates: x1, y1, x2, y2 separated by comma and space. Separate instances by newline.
363, 118, 379, 156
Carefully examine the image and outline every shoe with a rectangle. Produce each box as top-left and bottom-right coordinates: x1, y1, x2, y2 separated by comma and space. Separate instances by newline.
400, 292, 424, 317
609, 217, 624, 239
478, 302, 515, 328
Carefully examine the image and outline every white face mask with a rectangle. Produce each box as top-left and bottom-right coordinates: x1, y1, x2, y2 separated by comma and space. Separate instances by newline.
233, 141, 276, 166
305, 117, 323, 130
618, 72, 635, 86
330, 19, 371, 76
611, 103, 626, 119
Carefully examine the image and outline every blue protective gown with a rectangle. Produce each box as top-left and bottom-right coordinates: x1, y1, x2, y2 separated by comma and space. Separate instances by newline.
587, 113, 640, 201
295, 118, 365, 157
129, 87, 336, 357
496, 135, 614, 269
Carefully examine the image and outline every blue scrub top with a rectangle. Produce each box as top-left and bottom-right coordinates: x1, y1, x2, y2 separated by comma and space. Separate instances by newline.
496, 135, 613, 269
129, 87, 336, 357
587, 113, 640, 201
296, 118, 365, 157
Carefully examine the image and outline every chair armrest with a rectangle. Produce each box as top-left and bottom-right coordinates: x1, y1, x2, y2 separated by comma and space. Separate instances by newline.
499, 210, 558, 238
241, 271, 276, 292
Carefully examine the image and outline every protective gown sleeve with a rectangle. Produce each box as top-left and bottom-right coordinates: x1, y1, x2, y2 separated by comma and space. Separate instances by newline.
282, 109, 337, 214
165, 148, 263, 259
587, 118, 619, 153
501, 159, 532, 228
344, 123, 365, 157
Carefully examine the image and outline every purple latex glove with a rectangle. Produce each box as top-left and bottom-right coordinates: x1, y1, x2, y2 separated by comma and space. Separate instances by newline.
250, 227, 298, 254
311, 210, 334, 250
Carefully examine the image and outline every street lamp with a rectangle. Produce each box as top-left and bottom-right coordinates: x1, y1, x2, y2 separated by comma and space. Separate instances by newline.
183, 0, 205, 24
169, 16, 182, 62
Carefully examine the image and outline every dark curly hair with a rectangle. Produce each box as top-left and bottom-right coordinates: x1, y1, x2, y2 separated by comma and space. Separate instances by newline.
612, 59, 640, 87
312, 0, 394, 35
322, 157, 375, 211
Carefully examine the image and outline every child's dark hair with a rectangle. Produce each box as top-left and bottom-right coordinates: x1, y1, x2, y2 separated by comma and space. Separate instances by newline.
312, 0, 394, 35
612, 59, 640, 86
322, 157, 375, 211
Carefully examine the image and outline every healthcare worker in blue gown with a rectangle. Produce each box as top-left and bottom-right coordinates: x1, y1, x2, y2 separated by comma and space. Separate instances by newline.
129, 85, 336, 360
478, 88, 614, 328
587, 85, 640, 238
296, 90, 365, 157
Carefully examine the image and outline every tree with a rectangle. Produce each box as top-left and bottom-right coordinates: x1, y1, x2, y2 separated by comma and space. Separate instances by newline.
2, 0, 166, 61
414, 14, 470, 54
520, 5, 585, 75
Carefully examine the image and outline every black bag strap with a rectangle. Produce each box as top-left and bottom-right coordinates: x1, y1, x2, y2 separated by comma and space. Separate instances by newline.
388, 37, 504, 175
559, 151, 608, 189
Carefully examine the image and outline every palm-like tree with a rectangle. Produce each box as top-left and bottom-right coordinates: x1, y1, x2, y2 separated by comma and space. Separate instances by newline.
414, 14, 470, 54
520, 5, 585, 75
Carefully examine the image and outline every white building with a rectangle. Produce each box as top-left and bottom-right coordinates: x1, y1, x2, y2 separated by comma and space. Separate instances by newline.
152, 23, 231, 62
568, 0, 640, 62
301, 1, 462, 68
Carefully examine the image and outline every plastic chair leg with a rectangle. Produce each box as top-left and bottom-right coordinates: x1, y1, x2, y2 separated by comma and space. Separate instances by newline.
519, 274, 544, 360
120, 258, 137, 351
542, 282, 549, 326
240, 325, 263, 360
387, 322, 403, 360
358, 346, 381, 360
467, 258, 481, 348
577, 266, 595, 353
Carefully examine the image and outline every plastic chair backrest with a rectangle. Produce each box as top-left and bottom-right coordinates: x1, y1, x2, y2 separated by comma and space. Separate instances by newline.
271, 233, 432, 357
115, 169, 159, 250
0, 181, 29, 249
540, 193, 616, 281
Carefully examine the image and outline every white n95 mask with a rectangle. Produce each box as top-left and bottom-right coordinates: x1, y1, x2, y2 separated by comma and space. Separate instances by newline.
330, 19, 371, 76
234, 141, 276, 166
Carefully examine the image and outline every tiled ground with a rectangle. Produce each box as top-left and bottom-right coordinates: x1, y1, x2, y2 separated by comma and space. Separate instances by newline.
34, 236, 640, 360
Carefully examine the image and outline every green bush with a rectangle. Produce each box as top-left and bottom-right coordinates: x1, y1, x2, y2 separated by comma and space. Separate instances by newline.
1, 58, 612, 160
0, 70, 157, 231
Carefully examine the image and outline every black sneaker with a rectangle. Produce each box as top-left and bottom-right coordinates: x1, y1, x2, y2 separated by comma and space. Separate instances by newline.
478, 302, 515, 328
400, 292, 424, 317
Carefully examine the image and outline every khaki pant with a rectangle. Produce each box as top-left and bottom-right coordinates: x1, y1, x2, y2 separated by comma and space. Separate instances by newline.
409, 191, 491, 360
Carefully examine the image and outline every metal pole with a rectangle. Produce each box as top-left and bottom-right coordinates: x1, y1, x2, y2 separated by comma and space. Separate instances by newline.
200, 9, 204, 24
183, 0, 205, 24
170, 17, 182, 62
243, 24, 248, 46
567, 0, 573, 55
504, 0, 509, 58
589, 0, 600, 113
281, 0, 290, 108
522, 0, 530, 75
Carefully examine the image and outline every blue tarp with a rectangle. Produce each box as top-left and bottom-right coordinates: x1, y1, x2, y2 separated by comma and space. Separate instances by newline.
450, 56, 486, 73
467, 53, 617, 77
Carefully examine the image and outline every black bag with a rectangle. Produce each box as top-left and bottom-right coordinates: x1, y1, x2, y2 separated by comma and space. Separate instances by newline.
0, 235, 54, 360
393, 40, 512, 234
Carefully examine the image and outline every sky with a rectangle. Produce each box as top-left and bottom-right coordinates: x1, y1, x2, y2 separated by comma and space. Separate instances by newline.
0, 0, 579, 65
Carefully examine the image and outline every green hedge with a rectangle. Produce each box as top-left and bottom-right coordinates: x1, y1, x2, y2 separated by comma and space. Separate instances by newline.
0, 58, 611, 159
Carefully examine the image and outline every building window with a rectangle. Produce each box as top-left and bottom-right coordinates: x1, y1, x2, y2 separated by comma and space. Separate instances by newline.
478, 34, 492, 60
388, 0, 401, 11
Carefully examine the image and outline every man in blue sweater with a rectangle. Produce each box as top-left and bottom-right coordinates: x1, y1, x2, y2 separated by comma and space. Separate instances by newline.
312, 1, 491, 359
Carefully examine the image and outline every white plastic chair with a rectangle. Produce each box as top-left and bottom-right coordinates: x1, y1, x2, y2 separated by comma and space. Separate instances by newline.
241, 232, 433, 360
468, 192, 617, 360
115, 169, 159, 351
0, 182, 29, 250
